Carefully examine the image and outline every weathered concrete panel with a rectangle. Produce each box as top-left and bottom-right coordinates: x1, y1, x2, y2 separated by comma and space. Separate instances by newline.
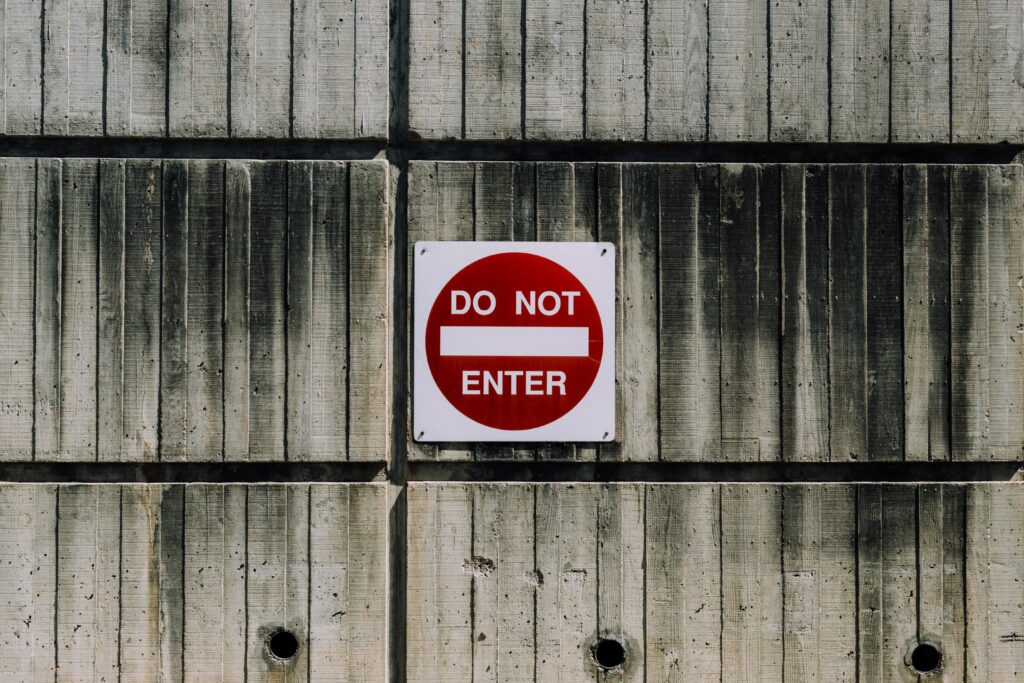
0, 483, 388, 681
408, 483, 1022, 681
0, 158, 390, 462
407, 162, 1024, 461
408, 0, 1024, 141
0, 0, 388, 138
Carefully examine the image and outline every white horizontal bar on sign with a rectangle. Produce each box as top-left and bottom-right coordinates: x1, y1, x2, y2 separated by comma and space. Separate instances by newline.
439, 326, 590, 357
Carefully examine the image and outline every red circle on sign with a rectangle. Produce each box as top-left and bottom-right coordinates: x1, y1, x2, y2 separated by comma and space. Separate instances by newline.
425, 252, 604, 430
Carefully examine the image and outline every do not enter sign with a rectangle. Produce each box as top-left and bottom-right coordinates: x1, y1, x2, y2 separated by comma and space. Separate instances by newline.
414, 242, 615, 442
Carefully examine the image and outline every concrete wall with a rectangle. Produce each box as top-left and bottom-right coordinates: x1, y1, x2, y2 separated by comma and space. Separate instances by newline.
0, 0, 1022, 679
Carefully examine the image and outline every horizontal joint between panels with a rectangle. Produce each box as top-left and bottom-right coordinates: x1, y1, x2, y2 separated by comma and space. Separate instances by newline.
0, 137, 1020, 164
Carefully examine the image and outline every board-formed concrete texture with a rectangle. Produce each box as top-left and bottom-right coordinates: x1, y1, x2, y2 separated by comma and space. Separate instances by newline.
0, 0, 388, 138
0, 483, 388, 681
0, 158, 390, 462
407, 162, 1024, 462
408, 0, 1024, 142
407, 482, 1024, 682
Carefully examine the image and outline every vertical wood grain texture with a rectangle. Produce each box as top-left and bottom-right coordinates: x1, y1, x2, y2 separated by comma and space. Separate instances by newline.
524, 0, 584, 139
183, 484, 247, 682
707, 0, 766, 141
534, 484, 599, 681
782, 485, 857, 681
0, 157, 389, 462
985, 165, 1024, 459
866, 166, 904, 459
11, 0, 1024, 140
160, 160, 189, 460
831, 0, 891, 141
168, 0, 229, 136
187, 160, 226, 460
769, 0, 829, 140
287, 161, 361, 461
597, 484, 646, 683
0, 485, 56, 681
645, 484, 721, 681
720, 165, 764, 460
891, 0, 949, 141
612, 165, 658, 461
903, 165, 951, 460
292, 0, 388, 138
59, 159, 99, 461
119, 485, 185, 683
858, 485, 918, 682
464, 0, 521, 138
42, 0, 104, 135
98, 160, 126, 461
308, 484, 388, 681
0, 0, 42, 133
407, 484, 1018, 681
586, 0, 645, 139
951, 166, 990, 460
106, 0, 168, 135
2, 485, 388, 681
348, 161, 391, 461
122, 160, 163, 461
406, 483, 474, 682
408, 0, 464, 138
952, 0, 1024, 141
0, 159, 36, 459
781, 165, 830, 460
918, 484, 966, 681
721, 485, 783, 681
648, 0, 708, 141
829, 165, 869, 461
472, 485, 537, 682
287, 162, 315, 462
966, 484, 1024, 679
404, 162, 1021, 461
56, 485, 121, 681
224, 161, 252, 460
249, 162, 288, 460
657, 165, 703, 460
34, 159, 62, 459
231, 0, 291, 136
757, 166, 782, 460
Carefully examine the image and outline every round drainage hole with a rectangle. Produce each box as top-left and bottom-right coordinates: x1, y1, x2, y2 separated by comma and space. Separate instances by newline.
267, 630, 300, 660
592, 638, 626, 670
911, 643, 941, 674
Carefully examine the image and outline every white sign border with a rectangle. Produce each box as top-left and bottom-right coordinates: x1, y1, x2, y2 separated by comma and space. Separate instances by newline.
413, 241, 616, 442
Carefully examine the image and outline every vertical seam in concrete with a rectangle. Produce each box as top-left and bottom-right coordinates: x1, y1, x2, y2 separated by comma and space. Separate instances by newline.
779, 486, 786, 679
827, 0, 833, 141
718, 485, 724, 683
642, 0, 649, 141
32, 160, 39, 461
102, 0, 109, 135
460, 0, 466, 139
704, 0, 710, 142
766, 0, 772, 141
243, 485, 249, 681
346, 163, 354, 458
581, 0, 588, 140
519, 0, 526, 139
532, 486, 538, 682
117, 486, 124, 677
854, 485, 860, 681
888, 0, 893, 142
165, 0, 172, 136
